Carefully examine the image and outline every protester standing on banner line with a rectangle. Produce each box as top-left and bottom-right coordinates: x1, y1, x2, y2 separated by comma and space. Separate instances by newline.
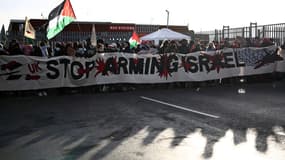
39, 41, 50, 57
66, 43, 76, 57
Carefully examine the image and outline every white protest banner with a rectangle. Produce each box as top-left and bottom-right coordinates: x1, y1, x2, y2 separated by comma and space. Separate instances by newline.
0, 45, 284, 91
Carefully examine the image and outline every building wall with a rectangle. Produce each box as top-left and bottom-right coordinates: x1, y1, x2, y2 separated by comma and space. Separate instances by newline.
7, 19, 191, 44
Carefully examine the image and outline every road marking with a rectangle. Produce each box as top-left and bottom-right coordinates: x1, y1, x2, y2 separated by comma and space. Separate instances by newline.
140, 96, 220, 119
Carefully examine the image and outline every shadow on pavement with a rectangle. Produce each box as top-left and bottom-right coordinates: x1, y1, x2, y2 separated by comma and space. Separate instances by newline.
0, 81, 285, 160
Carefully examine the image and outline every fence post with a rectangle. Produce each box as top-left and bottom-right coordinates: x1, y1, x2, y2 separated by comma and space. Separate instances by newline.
222, 26, 229, 39
214, 29, 219, 42
250, 22, 257, 39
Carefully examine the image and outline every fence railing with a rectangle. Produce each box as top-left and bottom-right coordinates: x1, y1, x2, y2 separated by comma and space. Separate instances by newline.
197, 22, 285, 46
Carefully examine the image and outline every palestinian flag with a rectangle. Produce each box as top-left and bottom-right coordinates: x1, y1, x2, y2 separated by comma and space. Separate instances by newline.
129, 31, 140, 49
47, 0, 76, 39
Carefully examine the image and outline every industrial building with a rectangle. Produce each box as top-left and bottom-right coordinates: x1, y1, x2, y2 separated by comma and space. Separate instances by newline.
7, 19, 194, 43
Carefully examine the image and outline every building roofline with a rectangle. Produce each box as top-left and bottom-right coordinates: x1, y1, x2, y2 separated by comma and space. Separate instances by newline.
8, 19, 189, 27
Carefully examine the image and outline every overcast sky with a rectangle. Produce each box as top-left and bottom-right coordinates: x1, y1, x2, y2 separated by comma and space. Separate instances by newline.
0, 0, 284, 32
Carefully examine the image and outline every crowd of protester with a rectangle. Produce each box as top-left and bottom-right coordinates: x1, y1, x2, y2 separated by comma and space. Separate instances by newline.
157, 37, 279, 54
0, 36, 282, 57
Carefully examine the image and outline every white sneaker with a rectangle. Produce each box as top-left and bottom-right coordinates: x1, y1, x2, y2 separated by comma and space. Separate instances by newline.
38, 92, 43, 96
43, 91, 47, 96
238, 88, 246, 94
102, 85, 108, 92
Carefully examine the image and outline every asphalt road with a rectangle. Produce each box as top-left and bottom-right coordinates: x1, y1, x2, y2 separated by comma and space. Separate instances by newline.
0, 80, 285, 160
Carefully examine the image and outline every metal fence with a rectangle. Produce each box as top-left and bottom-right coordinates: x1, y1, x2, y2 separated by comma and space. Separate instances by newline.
197, 22, 285, 46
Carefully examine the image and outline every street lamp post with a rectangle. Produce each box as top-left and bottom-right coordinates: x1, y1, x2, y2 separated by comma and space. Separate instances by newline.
165, 10, 169, 28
